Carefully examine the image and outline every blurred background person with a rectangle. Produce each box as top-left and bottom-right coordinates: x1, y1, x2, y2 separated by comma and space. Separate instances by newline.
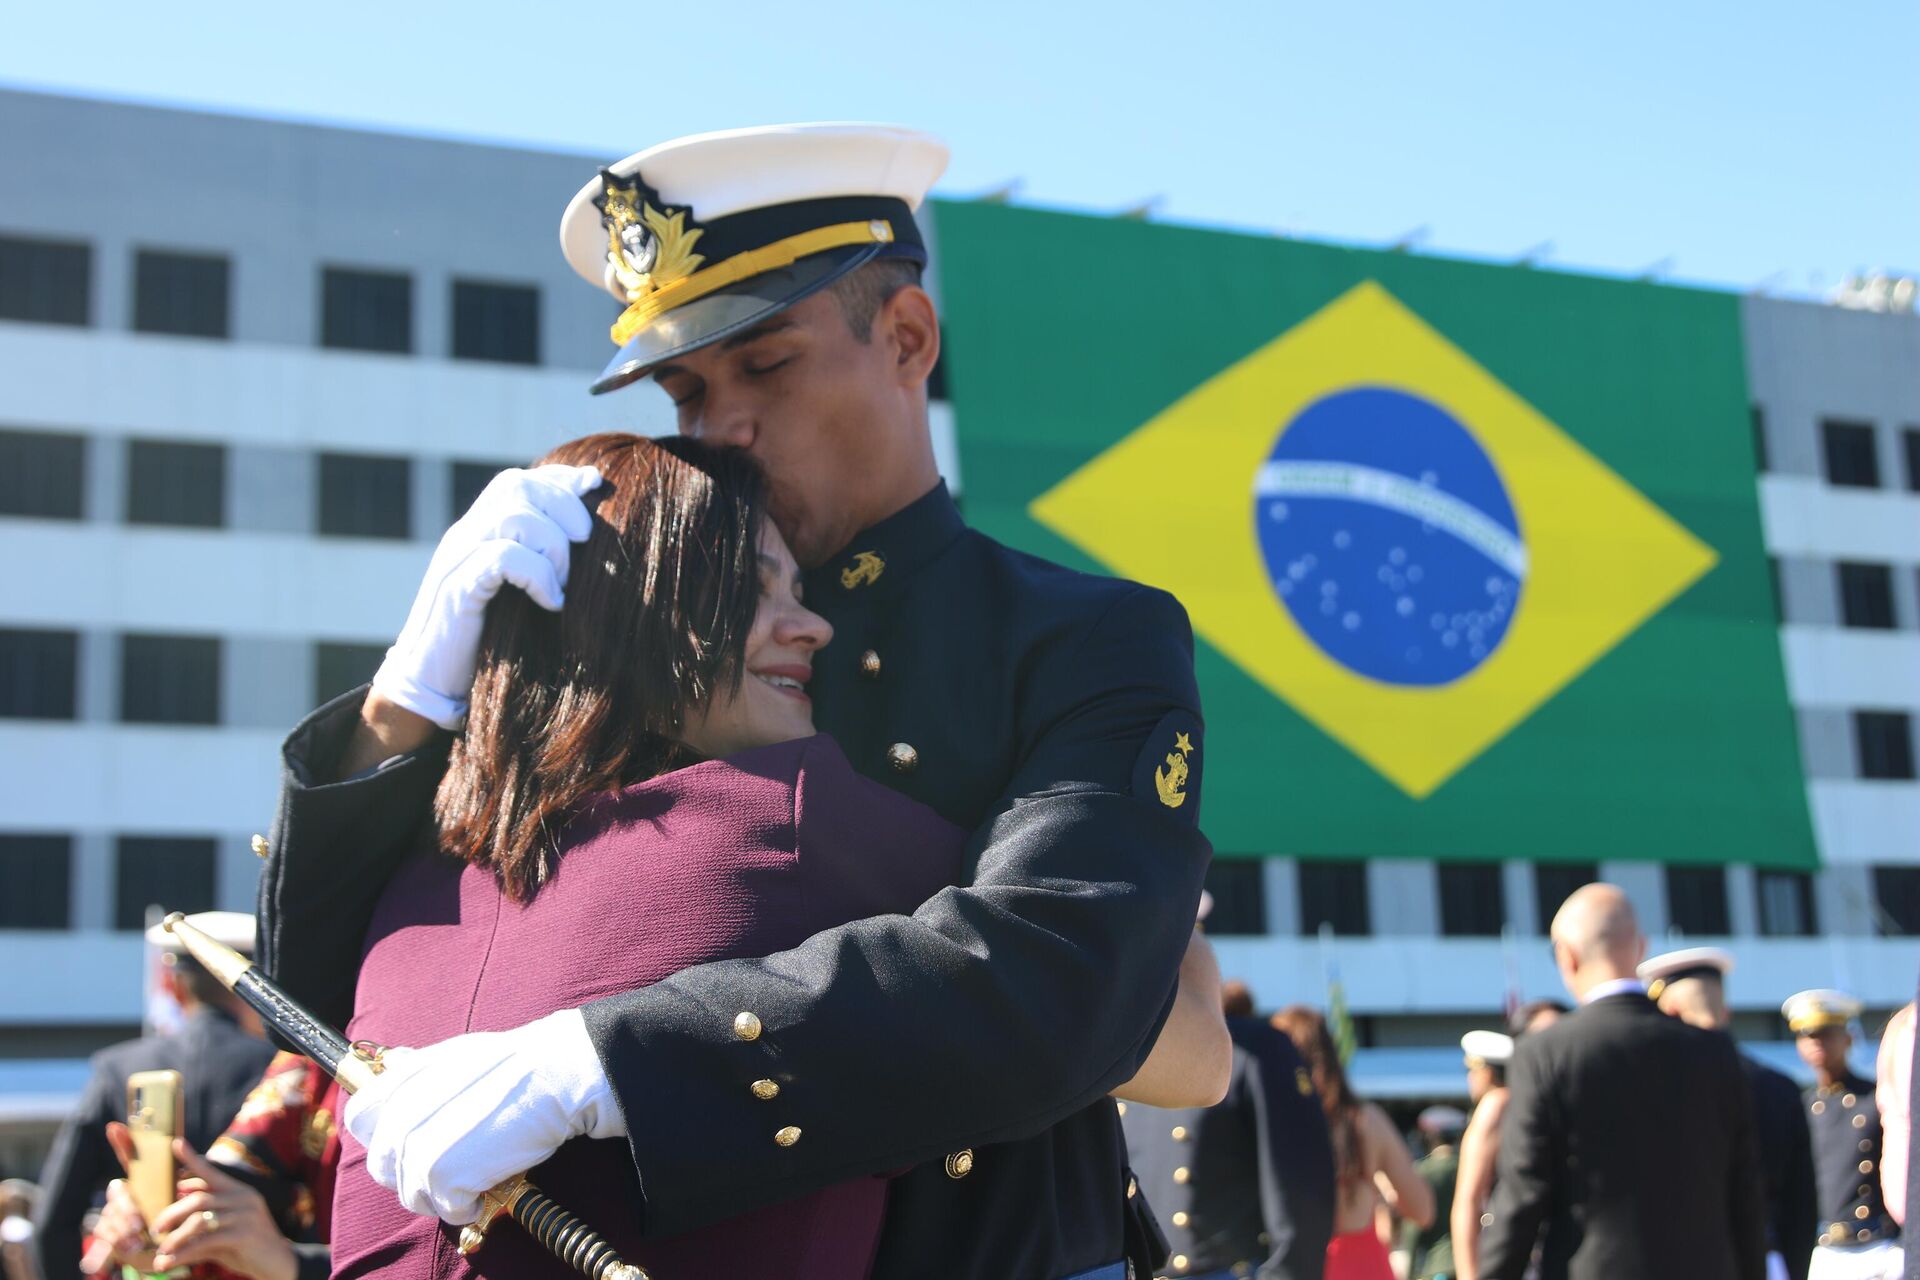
1875, 1003, 1910, 1234
1643, 947, 1815, 1280
1126, 979, 1335, 1279
1788, 990, 1903, 1280
1, 1180, 40, 1280
31, 914, 273, 1280
1400, 1105, 1465, 1280
1448, 1030, 1514, 1280
1273, 1006, 1432, 1280
1478, 883, 1764, 1280
83, 1049, 338, 1280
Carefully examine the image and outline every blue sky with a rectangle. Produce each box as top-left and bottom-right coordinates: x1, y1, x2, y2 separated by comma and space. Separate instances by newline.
5, 0, 1913, 298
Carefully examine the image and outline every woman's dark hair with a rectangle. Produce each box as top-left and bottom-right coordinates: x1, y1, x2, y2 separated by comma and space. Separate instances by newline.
434, 433, 770, 902
1272, 1005, 1365, 1190
1510, 998, 1571, 1038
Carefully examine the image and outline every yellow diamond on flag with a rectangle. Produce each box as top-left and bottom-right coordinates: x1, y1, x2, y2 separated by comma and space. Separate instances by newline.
1031, 281, 1718, 798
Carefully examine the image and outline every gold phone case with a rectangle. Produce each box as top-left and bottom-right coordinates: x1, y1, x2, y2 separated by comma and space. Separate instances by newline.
125, 1069, 182, 1226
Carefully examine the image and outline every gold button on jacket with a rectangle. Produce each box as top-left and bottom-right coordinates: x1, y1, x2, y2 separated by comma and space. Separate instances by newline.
750, 1079, 780, 1100
774, 1126, 802, 1147
945, 1149, 974, 1178
733, 1012, 762, 1041
887, 742, 919, 773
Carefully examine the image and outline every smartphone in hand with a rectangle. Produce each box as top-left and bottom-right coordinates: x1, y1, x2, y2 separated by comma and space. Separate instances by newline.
124, 1070, 183, 1226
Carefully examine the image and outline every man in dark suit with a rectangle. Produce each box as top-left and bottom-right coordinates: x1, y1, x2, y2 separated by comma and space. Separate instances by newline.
1641, 947, 1818, 1280
257, 125, 1215, 1280
1477, 884, 1766, 1280
1124, 981, 1334, 1280
33, 913, 275, 1280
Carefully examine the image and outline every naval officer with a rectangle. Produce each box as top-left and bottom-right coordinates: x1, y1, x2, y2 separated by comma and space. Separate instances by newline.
1641, 947, 1817, 1280
257, 123, 1217, 1280
1123, 981, 1334, 1279
1788, 990, 1903, 1280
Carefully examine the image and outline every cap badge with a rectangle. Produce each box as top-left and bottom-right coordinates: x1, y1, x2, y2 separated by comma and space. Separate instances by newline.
595, 171, 706, 307
1155, 731, 1196, 809
840, 550, 886, 589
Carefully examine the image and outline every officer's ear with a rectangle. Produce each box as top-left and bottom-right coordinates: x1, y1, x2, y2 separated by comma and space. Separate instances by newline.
878, 284, 939, 390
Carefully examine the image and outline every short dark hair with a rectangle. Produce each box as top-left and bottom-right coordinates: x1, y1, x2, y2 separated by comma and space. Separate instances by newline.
437, 434, 771, 902
163, 952, 229, 1007
827, 258, 923, 341
1510, 997, 1571, 1037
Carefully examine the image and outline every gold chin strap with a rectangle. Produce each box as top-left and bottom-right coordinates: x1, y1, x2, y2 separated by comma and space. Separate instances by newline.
610, 219, 895, 347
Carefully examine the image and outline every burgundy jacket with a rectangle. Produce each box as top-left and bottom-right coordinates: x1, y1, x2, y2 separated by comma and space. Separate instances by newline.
333, 735, 965, 1280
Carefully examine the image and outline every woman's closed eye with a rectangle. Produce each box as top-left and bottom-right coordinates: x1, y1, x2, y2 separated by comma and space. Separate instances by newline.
744, 355, 795, 378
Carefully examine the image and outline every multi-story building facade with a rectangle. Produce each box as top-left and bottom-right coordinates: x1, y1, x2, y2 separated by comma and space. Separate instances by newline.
1, 89, 1914, 1163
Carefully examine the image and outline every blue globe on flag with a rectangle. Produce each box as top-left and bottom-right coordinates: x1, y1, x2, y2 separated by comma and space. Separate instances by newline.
1252, 387, 1526, 687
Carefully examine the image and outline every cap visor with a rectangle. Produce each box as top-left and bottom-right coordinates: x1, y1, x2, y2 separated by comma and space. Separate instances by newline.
591, 243, 886, 395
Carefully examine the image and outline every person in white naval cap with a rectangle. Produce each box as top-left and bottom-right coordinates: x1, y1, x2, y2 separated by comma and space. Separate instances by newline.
1642, 947, 1817, 1280
31, 912, 275, 1280
1787, 989, 1903, 1280
253, 122, 1219, 1280
1449, 1029, 1513, 1280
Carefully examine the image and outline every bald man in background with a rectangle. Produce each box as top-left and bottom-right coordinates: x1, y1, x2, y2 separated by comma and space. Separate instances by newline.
1477, 885, 1766, 1280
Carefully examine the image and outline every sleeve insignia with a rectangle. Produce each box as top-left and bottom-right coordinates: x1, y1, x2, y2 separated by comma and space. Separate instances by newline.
1134, 711, 1204, 822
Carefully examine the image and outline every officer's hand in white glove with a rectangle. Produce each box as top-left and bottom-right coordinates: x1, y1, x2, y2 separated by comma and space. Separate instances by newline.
343, 1009, 622, 1225
372, 463, 603, 729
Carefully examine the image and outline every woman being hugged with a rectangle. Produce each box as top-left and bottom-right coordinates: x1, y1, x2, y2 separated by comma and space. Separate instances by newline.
333, 433, 1223, 1280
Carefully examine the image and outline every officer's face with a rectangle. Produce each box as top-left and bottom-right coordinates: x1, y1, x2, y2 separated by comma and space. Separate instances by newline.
653, 285, 940, 567
680, 522, 833, 759
1796, 1026, 1851, 1075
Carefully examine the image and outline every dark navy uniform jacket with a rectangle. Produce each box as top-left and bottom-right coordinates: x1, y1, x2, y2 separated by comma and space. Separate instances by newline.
1123, 1017, 1334, 1280
32, 1008, 276, 1280
259, 481, 1214, 1280
1741, 1053, 1816, 1280
1808, 1069, 1899, 1251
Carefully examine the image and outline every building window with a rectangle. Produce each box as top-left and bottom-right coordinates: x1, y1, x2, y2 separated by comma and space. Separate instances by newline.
1836, 562, 1896, 630
126, 439, 226, 528
321, 267, 412, 354
0, 834, 72, 929
449, 460, 517, 521
1875, 867, 1920, 937
1821, 419, 1880, 488
318, 452, 411, 539
1766, 557, 1784, 624
0, 234, 90, 326
1534, 862, 1597, 933
314, 641, 387, 705
1856, 711, 1916, 780
1298, 860, 1369, 936
1202, 858, 1267, 936
1755, 869, 1816, 937
1750, 406, 1768, 473
1904, 428, 1920, 493
119, 634, 220, 725
1666, 865, 1729, 936
0, 628, 78, 720
114, 836, 216, 931
1438, 861, 1506, 936
451, 281, 539, 365
133, 249, 230, 339
0, 428, 85, 519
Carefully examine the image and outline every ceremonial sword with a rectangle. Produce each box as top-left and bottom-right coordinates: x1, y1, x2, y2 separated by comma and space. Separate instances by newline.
160, 912, 649, 1280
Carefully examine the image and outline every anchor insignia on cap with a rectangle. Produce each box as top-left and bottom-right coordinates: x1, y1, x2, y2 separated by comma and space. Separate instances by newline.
594, 170, 705, 304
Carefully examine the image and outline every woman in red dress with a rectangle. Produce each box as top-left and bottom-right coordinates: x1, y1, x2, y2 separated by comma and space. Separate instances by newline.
1272, 1007, 1434, 1280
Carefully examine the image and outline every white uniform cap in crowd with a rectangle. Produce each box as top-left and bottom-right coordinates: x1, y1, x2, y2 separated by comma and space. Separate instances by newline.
557, 123, 950, 395
1782, 988, 1861, 1034
1461, 1029, 1514, 1067
1638, 945, 1734, 1000
1417, 1105, 1468, 1135
145, 910, 255, 954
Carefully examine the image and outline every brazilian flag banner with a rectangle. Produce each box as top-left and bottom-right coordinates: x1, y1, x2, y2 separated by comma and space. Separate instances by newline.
932, 200, 1815, 869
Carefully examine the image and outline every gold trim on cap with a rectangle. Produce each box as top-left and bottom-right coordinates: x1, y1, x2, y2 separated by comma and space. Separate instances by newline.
610, 220, 895, 347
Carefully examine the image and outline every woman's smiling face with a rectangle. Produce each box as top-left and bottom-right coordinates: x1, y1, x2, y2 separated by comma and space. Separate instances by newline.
678, 521, 833, 759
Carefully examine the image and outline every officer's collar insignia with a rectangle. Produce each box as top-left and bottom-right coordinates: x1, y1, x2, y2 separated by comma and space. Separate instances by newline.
1155, 731, 1196, 808
594, 170, 707, 330
840, 550, 886, 590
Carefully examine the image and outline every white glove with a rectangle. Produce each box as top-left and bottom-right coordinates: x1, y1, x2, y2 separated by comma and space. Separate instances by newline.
372, 464, 603, 729
343, 1008, 623, 1224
